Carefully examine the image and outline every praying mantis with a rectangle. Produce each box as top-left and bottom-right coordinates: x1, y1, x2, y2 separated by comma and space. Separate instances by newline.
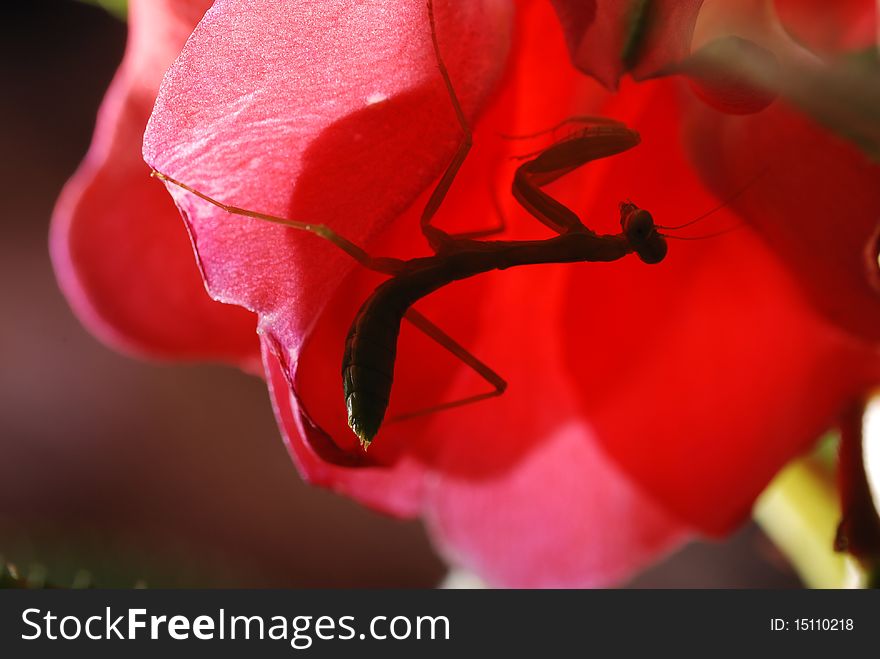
152, 0, 715, 450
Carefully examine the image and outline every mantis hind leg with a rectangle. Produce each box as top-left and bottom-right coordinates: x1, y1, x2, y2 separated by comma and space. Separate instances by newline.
439, 174, 509, 241
419, 0, 475, 252
386, 308, 507, 424
422, 25, 636, 245
151, 171, 405, 275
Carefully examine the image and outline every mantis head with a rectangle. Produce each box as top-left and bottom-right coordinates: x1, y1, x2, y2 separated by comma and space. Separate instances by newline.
619, 202, 667, 264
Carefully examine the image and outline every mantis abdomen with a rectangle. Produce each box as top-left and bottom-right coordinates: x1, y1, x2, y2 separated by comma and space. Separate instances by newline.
341, 262, 454, 448
341, 250, 505, 447
342, 279, 407, 448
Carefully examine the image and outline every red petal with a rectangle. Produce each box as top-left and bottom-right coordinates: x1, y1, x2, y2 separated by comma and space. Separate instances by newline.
683, 89, 880, 343
410, 256, 690, 586
278, 242, 690, 584
549, 0, 705, 89
269, 252, 691, 585
774, 0, 877, 54
562, 77, 880, 533
51, 0, 259, 365
263, 340, 427, 517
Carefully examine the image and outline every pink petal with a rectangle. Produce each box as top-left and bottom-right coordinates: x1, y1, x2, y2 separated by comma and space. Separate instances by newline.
51, 0, 259, 365
144, 0, 513, 447
774, 0, 877, 54
549, 0, 705, 89
426, 422, 689, 588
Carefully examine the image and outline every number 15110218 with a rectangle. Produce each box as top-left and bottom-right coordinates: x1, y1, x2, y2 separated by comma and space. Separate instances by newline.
770, 618, 854, 631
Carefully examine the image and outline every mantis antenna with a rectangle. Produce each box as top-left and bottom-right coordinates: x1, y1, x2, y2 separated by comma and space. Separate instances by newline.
656, 166, 769, 232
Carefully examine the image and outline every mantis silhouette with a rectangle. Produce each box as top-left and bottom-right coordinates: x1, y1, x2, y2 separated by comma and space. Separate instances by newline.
153, 0, 704, 449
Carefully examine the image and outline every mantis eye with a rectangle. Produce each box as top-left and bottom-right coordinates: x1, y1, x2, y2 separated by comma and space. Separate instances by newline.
635, 235, 668, 264
622, 208, 654, 241
621, 208, 667, 264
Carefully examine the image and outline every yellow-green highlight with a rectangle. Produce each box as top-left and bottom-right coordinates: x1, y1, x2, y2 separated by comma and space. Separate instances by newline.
755, 457, 862, 588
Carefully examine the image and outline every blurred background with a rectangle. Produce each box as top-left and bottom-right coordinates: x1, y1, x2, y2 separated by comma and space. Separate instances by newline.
0, 0, 800, 588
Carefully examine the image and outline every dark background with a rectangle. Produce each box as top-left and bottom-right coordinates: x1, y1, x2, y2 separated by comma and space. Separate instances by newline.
0, 0, 800, 588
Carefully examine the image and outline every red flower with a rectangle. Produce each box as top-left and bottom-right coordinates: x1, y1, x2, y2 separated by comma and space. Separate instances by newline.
52, 0, 880, 586
51, 0, 258, 366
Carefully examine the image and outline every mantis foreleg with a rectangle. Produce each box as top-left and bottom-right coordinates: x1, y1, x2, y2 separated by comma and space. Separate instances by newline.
511, 124, 641, 235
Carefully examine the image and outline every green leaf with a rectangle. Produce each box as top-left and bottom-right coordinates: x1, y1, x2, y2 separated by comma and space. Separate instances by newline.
79, 0, 127, 20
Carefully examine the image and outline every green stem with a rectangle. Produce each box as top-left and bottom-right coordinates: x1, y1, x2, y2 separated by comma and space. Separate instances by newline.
754, 456, 864, 588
